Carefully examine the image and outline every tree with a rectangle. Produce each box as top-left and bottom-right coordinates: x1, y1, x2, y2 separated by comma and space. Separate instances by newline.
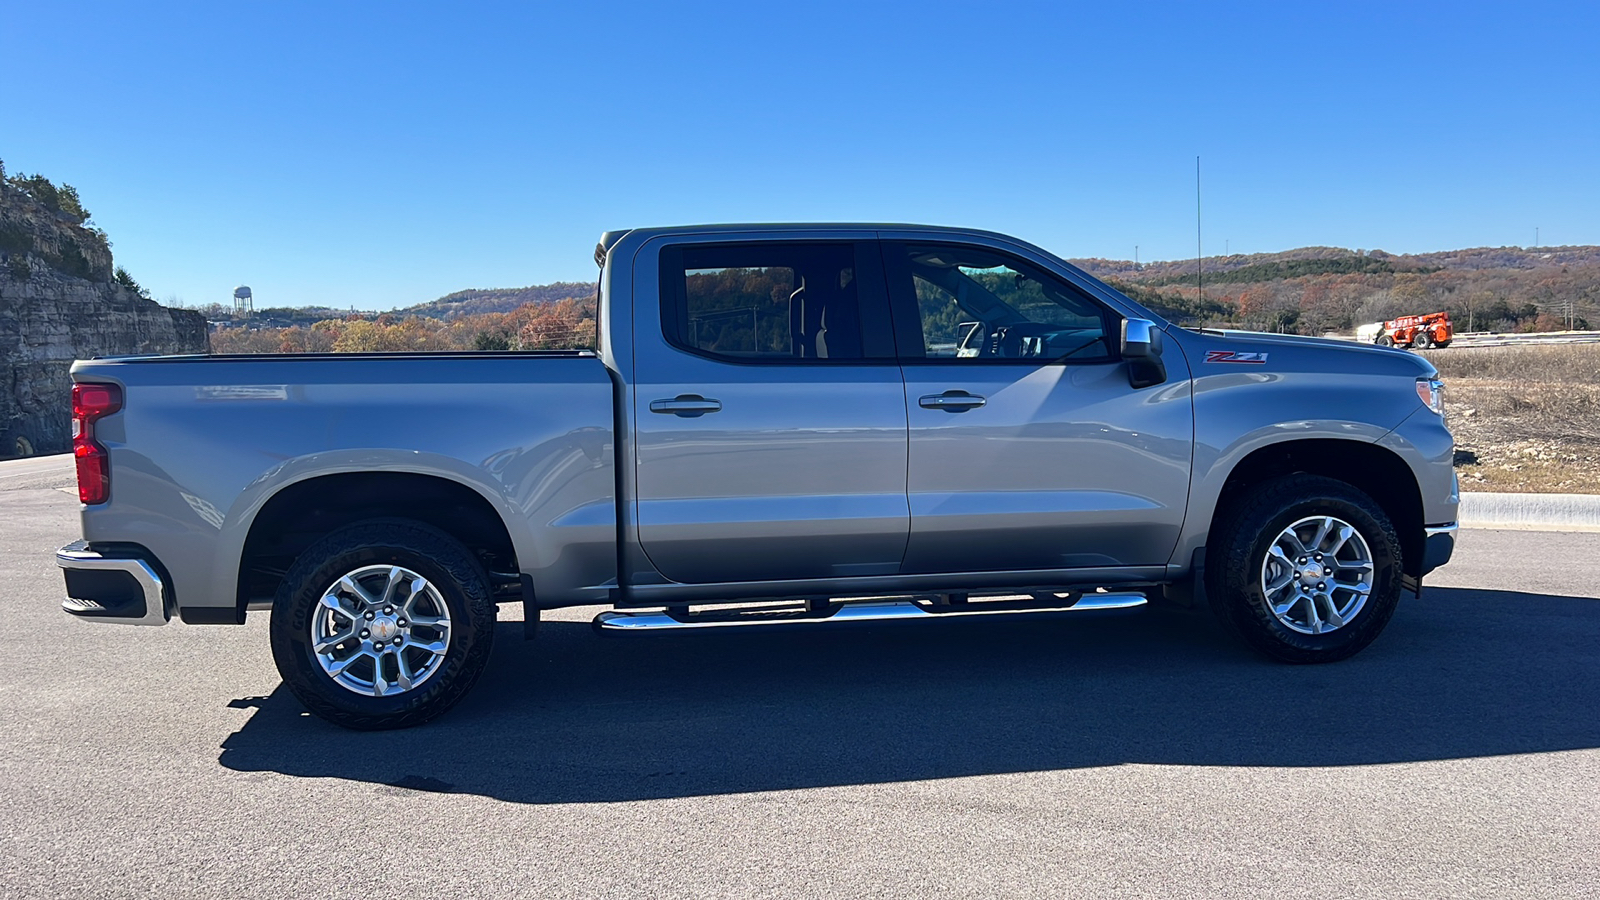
472, 331, 512, 351
114, 266, 149, 298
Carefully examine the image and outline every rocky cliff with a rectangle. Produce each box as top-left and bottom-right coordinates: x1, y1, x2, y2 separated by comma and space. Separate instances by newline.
0, 179, 208, 456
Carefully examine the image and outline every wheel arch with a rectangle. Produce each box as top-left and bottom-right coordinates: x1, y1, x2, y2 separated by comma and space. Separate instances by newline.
1208, 439, 1425, 577
235, 471, 522, 618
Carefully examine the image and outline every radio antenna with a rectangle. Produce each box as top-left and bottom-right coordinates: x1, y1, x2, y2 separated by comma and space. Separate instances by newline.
1195, 156, 1204, 303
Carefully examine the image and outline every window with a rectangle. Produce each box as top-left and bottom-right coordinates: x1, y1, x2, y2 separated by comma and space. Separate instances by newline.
662, 243, 864, 361
895, 244, 1114, 362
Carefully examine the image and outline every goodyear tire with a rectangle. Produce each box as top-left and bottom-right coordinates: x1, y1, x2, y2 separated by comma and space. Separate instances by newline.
269, 519, 496, 730
1206, 475, 1403, 664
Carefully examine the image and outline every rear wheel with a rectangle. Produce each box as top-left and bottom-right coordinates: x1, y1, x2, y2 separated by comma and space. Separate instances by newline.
1413, 332, 1433, 349
269, 519, 496, 730
1206, 475, 1403, 663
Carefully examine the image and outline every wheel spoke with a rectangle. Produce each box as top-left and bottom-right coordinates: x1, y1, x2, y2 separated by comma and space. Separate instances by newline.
1310, 517, 1334, 553
1316, 594, 1345, 628
1305, 593, 1325, 633
401, 578, 429, 616
314, 628, 356, 654
1279, 530, 1309, 557
370, 650, 389, 696
1329, 525, 1355, 557
395, 654, 416, 692
338, 575, 378, 607
1265, 568, 1294, 594
380, 566, 406, 608
404, 637, 448, 656
325, 652, 361, 678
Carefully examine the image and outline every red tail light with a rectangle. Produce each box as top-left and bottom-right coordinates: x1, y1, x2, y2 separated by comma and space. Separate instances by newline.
72, 382, 122, 505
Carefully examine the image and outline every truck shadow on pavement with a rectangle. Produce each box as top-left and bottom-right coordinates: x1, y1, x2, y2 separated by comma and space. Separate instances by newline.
218, 586, 1599, 804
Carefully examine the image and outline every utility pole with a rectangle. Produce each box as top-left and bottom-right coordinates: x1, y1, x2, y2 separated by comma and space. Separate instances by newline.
1134, 245, 1139, 267
1535, 227, 1540, 248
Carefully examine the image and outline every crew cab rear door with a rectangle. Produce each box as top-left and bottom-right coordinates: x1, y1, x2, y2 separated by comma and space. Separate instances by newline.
631, 236, 909, 585
881, 238, 1194, 574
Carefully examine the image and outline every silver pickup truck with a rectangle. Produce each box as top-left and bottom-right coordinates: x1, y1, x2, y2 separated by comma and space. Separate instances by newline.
58, 224, 1457, 729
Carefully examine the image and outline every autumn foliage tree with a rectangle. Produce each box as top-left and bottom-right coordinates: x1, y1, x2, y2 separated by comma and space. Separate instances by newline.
209, 296, 598, 355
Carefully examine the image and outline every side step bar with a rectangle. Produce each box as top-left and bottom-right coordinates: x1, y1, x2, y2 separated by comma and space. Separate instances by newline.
593, 592, 1146, 633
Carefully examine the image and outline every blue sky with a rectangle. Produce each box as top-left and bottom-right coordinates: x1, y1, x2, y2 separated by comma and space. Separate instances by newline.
5, 1, 1596, 310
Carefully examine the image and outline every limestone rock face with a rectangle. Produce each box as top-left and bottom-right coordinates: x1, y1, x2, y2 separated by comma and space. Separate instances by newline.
1, 183, 208, 456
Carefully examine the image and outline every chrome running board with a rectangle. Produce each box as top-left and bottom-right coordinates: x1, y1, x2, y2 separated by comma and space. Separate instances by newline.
593, 592, 1147, 633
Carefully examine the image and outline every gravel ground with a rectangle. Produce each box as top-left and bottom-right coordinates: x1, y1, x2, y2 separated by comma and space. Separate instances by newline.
0, 464, 1596, 899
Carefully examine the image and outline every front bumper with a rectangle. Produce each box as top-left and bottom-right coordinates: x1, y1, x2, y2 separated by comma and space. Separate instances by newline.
57, 541, 171, 626
1421, 523, 1457, 576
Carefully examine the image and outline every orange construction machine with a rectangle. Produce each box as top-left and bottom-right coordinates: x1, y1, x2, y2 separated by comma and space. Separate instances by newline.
1375, 311, 1453, 349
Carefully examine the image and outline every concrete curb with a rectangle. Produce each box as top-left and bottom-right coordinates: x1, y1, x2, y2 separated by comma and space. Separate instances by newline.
1459, 491, 1600, 533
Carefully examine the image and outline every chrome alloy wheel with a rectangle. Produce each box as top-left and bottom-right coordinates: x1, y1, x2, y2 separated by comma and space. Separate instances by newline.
1260, 515, 1375, 635
310, 565, 453, 697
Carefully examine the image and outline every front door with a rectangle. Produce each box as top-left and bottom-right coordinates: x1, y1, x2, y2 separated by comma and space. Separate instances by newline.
632, 239, 910, 585
882, 240, 1194, 574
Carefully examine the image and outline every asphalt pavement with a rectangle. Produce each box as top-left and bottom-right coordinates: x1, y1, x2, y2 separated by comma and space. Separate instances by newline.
1, 463, 1595, 898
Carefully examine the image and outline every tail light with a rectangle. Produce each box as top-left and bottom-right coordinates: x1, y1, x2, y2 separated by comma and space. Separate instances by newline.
72, 382, 122, 504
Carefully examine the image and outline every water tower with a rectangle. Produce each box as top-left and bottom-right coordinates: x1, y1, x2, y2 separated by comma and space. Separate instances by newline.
233, 285, 253, 318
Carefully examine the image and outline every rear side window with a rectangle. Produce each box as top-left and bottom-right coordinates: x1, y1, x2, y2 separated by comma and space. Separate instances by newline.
661, 243, 864, 361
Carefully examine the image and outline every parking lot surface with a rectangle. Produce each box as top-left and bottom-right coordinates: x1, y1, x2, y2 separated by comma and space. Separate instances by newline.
2, 463, 1596, 898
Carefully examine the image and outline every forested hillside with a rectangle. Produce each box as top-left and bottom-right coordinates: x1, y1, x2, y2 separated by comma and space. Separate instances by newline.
1073, 245, 1600, 334
205, 241, 1600, 355
399, 282, 595, 318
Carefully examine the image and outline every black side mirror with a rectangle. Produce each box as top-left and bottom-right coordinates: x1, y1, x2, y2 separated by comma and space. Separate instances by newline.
1121, 318, 1167, 389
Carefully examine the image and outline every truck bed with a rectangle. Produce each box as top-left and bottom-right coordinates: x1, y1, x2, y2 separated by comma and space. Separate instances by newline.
71, 352, 618, 621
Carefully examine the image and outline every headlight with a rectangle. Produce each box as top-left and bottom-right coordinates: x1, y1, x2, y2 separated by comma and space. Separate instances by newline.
1415, 377, 1445, 415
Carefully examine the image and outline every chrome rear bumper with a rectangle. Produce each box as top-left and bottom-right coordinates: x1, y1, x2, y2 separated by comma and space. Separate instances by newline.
57, 542, 171, 626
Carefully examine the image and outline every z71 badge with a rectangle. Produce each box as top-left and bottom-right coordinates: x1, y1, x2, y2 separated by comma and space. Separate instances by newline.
1205, 350, 1269, 364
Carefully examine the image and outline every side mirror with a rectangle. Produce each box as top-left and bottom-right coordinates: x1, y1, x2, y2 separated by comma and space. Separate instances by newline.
1121, 318, 1167, 389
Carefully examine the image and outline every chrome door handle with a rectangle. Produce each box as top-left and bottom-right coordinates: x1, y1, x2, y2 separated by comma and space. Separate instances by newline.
649, 394, 723, 417
919, 391, 986, 412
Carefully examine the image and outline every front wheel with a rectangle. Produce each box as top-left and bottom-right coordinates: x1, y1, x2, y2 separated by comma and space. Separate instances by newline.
1206, 475, 1403, 663
269, 520, 497, 730
1376, 335, 1394, 347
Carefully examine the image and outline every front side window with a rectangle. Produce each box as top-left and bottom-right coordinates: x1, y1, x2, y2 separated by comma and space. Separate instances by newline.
662, 243, 863, 361
896, 244, 1114, 362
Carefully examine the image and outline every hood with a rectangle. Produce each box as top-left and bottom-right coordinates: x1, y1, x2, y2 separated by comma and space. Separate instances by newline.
1176, 327, 1438, 377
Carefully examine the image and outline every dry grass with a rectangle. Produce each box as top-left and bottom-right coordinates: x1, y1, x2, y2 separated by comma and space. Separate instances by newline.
1424, 343, 1600, 383
1420, 344, 1600, 492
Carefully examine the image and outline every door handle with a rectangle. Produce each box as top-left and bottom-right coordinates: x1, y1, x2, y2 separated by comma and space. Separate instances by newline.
649, 394, 723, 417
919, 391, 986, 412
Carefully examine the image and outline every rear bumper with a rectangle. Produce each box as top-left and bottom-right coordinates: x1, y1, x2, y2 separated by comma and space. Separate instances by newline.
1421, 523, 1457, 576
57, 542, 171, 626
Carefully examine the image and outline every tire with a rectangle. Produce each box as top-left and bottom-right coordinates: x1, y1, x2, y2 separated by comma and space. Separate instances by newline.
1376, 335, 1394, 347
269, 519, 497, 730
1413, 332, 1433, 349
1205, 475, 1403, 664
